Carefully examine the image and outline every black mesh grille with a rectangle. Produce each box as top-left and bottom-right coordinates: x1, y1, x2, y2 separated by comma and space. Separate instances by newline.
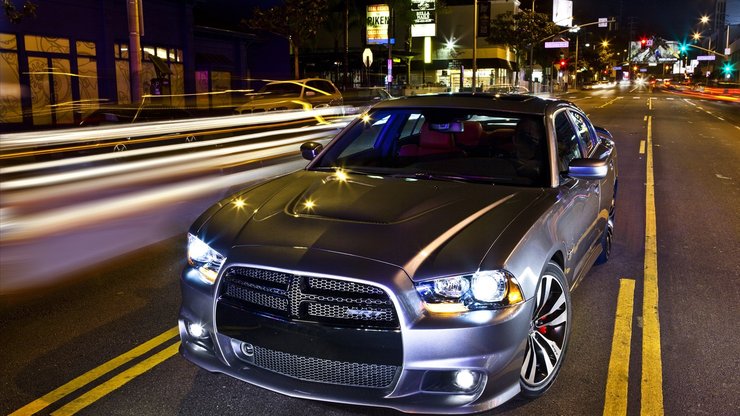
220, 267, 399, 329
252, 345, 399, 388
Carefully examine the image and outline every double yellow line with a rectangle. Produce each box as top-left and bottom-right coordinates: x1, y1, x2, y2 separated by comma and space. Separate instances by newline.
10, 327, 180, 416
603, 114, 664, 415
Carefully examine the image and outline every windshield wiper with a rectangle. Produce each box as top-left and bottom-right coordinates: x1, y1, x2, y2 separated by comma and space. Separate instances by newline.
391, 172, 495, 184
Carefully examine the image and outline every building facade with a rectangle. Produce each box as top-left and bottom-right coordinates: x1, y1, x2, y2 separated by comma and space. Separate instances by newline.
0, 0, 288, 131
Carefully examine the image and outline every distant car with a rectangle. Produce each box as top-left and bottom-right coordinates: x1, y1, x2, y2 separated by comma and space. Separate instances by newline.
235, 78, 343, 114
179, 93, 618, 414
79, 105, 197, 152
79, 105, 193, 126
340, 87, 393, 108
581, 81, 595, 90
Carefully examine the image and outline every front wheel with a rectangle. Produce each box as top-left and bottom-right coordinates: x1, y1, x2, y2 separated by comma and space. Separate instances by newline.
520, 262, 572, 397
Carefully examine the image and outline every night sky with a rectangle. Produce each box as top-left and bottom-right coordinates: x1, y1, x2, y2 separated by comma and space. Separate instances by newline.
558, 0, 714, 41
199, 1, 717, 43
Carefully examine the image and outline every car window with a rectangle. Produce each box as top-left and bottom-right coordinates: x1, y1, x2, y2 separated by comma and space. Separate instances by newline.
332, 114, 392, 160
306, 80, 333, 95
569, 110, 595, 155
311, 108, 549, 187
554, 111, 582, 172
262, 82, 302, 95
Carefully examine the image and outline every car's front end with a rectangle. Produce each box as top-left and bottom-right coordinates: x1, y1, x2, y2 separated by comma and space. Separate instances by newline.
179, 242, 534, 414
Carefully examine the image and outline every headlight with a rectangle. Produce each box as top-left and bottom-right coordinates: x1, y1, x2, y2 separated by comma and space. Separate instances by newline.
187, 233, 225, 284
415, 270, 524, 314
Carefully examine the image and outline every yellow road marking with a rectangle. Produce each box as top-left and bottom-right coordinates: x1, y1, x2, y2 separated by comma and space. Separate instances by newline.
597, 96, 622, 108
51, 342, 181, 415
642, 115, 665, 415
603, 278, 636, 416
9, 327, 179, 416
639, 140, 646, 154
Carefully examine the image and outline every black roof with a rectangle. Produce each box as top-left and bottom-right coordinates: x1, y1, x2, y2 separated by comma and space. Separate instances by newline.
372, 93, 569, 115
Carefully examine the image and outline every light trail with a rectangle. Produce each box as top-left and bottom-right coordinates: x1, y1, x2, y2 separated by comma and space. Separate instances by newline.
0, 106, 353, 151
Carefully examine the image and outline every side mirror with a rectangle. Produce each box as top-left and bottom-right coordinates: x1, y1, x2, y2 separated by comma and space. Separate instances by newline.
300, 141, 323, 160
568, 158, 608, 180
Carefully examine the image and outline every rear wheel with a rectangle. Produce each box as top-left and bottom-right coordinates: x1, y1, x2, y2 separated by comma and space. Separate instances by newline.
520, 262, 571, 397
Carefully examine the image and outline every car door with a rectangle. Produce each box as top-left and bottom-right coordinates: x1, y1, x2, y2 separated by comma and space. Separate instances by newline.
305, 80, 334, 108
569, 109, 616, 234
552, 109, 600, 284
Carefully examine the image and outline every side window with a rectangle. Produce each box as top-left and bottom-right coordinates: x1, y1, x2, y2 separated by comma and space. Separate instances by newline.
569, 110, 595, 155
554, 111, 582, 172
334, 114, 391, 159
399, 113, 424, 140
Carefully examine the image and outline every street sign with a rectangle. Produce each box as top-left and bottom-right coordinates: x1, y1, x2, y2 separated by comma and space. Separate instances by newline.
545, 41, 569, 48
725, 48, 731, 55
613, 66, 622, 70
362, 48, 373, 67
697, 55, 716, 61
598, 17, 608, 28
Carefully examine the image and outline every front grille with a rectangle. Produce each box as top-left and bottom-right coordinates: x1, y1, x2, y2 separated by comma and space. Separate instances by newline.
252, 344, 399, 388
220, 267, 399, 329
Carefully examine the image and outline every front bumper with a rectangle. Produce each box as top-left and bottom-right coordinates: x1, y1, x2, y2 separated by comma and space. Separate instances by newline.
178, 252, 533, 414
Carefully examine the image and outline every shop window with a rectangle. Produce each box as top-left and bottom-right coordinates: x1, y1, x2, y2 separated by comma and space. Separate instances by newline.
25, 35, 70, 54
76, 41, 96, 57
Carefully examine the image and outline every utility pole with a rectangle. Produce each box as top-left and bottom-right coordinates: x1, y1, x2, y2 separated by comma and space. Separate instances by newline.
472, 1, 478, 92
344, 0, 349, 89
127, 0, 143, 103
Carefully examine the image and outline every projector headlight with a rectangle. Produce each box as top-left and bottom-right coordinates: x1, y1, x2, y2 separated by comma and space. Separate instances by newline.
187, 233, 225, 284
415, 270, 524, 313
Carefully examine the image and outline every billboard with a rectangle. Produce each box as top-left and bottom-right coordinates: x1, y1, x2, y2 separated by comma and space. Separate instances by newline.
553, 0, 573, 27
629, 40, 681, 64
411, 0, 436, 38
367, 4, 390, 44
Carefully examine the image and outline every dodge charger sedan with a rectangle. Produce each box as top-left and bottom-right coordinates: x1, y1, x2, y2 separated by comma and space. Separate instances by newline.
178, 94, 618, 414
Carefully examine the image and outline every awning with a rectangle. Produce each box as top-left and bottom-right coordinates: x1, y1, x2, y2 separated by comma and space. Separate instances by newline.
147, 53, 173, 76
410, 58, 514, 71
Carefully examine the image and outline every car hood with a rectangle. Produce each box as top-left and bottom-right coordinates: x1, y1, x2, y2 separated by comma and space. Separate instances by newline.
197, 171, 543, 281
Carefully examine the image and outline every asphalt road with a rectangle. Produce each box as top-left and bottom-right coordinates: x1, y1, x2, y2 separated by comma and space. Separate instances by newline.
2, 87, 738, 416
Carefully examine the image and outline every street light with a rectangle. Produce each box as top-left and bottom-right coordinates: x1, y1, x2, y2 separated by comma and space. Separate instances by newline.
699, 15, 710, 25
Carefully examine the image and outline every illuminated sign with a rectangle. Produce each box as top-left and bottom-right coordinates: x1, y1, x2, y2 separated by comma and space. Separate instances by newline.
411, 1, 436, 37
553, 0, 573, 27
545, 41, 569, 48
367, 4, 390, 44
628, 40, 681, 63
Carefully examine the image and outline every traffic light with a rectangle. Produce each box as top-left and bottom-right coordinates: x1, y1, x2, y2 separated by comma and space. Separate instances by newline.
678, 43, 688, 54
560, 59, 567, 67
640, 38, 648, 47
722, 62, 735, 77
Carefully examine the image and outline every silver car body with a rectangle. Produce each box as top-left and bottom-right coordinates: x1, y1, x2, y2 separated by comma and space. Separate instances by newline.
179, 94, 617, 413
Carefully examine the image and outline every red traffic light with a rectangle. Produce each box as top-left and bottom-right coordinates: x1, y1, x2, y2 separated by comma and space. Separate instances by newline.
640, 38, 647, 46
559, 59, 567, 67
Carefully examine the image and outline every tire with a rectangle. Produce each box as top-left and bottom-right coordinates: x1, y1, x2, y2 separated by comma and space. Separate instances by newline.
519, 262, 572, 398
596, 219, 614, 264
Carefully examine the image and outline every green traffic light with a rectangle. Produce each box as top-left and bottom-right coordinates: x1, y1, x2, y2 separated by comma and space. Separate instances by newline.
678, 44, 688, 53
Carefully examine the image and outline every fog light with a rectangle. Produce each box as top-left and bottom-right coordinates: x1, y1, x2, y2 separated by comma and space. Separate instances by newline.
187, 322, 207, 339
454, 369, 477, 390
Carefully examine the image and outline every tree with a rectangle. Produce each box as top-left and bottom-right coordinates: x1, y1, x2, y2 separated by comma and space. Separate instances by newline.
2, 0, 36, 23
244, 0, 329, 79
486, 11, 560, 80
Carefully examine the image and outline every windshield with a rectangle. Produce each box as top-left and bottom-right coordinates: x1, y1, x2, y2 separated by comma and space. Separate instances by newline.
260, 82, 303, 95
310, 108, 550, 187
